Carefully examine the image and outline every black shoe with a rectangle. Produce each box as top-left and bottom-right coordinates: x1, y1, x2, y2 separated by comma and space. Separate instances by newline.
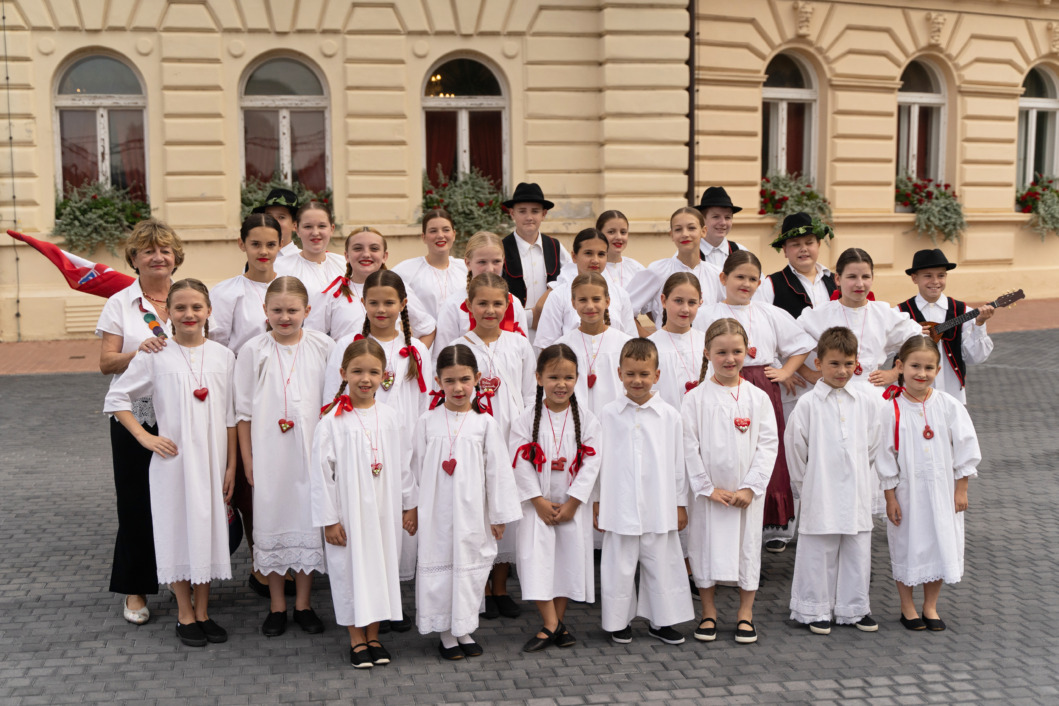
923, 616, 946, 632
366, 640, 391, 665
690, 575, 699, 599
900, 614, 926, 631
458, 639, 483, 657
854, 615, 878, 632
494, 594, 521, 618
553, 622, 576, 648
734, 619, 757, 644
196, 618, 228, 644
390, 613, 413, 633
610, 625, 633, 644
480, 595, 500, 620
262, 611, 287, 637
523, 625, 557, 653
248, 574, 270, 598
438, 641, 463, 660
764, 539, 786, 553
694, 617, 717, 642
809, 620, 831, 635
176, 621, 208, 647
350, 644, 373, 669
293, 608, 324, 634
648, 625, 685, 645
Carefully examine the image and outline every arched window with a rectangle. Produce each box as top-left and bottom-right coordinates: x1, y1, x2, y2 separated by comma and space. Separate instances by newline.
54, 55, 147, 200
1017, 67, 1059, 188
897, 59, 946, 181
761, 53, 817, 179
423, 57, 507, 188
241, 57, 329, 193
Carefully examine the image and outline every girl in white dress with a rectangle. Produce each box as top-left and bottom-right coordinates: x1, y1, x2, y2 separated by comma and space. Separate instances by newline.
391, 208, 469, 320
311, 338, 419, 668
434, 231, 529, 365
235, 276, 335, 638
682, 318, 778, 645
274, 201, 346, 312
311, 226, 436, 345
453, 273, 536, 619
512, 344, 603, 653
877, 336, 981, 632
596, 210, 644, 293
104, 279, 237, 648
413, 344, 522, 659
648, 272, 707, 408
696, 251, 816, 532
627, 207, 724, 326
210, 213, 280, 354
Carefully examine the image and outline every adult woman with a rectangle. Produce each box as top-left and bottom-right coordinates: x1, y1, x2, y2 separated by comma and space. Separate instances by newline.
96, 219, 184, 624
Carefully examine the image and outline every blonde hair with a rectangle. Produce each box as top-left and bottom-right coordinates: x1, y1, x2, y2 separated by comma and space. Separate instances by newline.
463, 231, 505, 287
263, 276, 309, 332
570, 272, 611, 326
124, 219, 185, 272
699, 317, 748, 383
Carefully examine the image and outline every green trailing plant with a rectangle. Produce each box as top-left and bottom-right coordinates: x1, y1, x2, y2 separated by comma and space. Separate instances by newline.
422, 167, 512, 255
758, 173, 833, 230
1016, 176, 1059, 240
53, 181, 151, 256
895, 174, 966, 243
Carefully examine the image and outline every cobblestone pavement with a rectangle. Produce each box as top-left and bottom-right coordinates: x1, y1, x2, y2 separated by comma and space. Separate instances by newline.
1, 330, 1057, 705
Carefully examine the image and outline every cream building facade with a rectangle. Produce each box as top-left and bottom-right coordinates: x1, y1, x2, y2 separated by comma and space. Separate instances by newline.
0, 0, 1056, 341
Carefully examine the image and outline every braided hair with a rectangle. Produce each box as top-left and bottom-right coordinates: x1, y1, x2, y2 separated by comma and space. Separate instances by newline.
361, 270, 418, 382
167, 278, 212, 339
339, 227, 389, 301
659, 271, 702, 327
531, 344, 583, 467
322, 338, 387, 414
570, 272, 612, 327
700, 317, 749, 383
435, 343, 485, 413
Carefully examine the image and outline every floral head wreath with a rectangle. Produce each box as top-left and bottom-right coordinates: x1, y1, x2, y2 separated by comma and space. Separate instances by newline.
770, 220, 835, 251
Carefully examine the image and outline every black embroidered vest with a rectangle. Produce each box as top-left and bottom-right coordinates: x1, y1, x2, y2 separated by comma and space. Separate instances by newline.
899, 297, 967, 387
502, 233, 563, 306
767, 265, 837, 318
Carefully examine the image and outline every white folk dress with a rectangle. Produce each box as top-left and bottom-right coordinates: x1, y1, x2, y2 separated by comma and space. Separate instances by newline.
533, 275, 638, 350
275, 251, 347, 325
682, 379, 778, 590
626, 256, 724, 323
391, 256, 469, 320
412, 408, 522, 637
234, 330, 335, 576
209, 274, 271, 354
557, 327, 633, 419
876, 390, 980, 585
103, 340, 236, 585
511, 403, 603, 602
695, 301, 816, 363
648, 328, 707, 410
605, 257, 646, 294
309, 401, 417, 626
434, 291, 528, 365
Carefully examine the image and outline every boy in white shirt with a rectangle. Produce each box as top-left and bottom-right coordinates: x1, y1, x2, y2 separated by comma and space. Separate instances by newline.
594, 338, 694, 645
784, 327, 883, 635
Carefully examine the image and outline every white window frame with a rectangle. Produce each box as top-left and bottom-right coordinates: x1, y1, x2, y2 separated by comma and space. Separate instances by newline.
897, 61, 946, 182
239, 58, 331, 189
762, 54, 818, 181
421, 56, 509, 190
53, 58, 148, 195
1017, 68, 1059, 189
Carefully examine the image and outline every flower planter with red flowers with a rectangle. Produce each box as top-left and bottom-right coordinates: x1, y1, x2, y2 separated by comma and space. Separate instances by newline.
894, 174, 966, 243
758, 173, 832, 232
1016, 176, 1059, 239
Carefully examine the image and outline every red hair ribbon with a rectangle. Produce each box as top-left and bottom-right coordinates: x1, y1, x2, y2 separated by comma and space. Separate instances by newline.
324, 276, 353, 302
882, 385, 905, 451
568, 444, 596, 480
476, 390, 494, 416
428, 389, 445, 410
513, 442, 546, 474
830, 290, 876, 302
353, 333, 365, 342
400, 346, 427, 392
882, 384, 904, 401
321, 394, 354, 417
460, 298, 527, 338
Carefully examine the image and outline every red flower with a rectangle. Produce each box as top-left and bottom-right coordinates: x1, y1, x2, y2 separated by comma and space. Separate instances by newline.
441, 183, 449, 188
758, 208, 767, 215
322, 198, 328, 203
917, 198, 924, 205
426, 189, 434, 195
925, 190, 934, 199
763, 177, 770, 183
477, 201, 485, 207
943, 183, 951, 190
439, 198, 445, 203
770, 190, 776, 197
1022, 205, 1033, 213
902, 200, 910, 207
760, 189, 767, 196
91, 194, 98, 200
780, 196, 789, 202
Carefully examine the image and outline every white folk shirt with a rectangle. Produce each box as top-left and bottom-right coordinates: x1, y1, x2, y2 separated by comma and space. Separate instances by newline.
784, 380, 883, 535
699, 238, 746, 270
627, 256, 724, 323
514, 231, 572, 327
755, 263, 834, 310
557, 258, 646, 295
277, 242, 301, 260
557, 326, 633, 419
209, 275, 270, 354
309, 280, 436, 342
695, 301, 816, 369
534, 275, 638, 350
597, 392, 687, 535
433, 291, 528, 365
893, 295, 993, 404
390, 256, 469, 321
648, 328, 706, 410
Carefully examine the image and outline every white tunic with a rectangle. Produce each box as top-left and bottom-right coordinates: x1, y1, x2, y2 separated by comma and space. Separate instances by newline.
323, 333, 432, 426
457, 330, 537, 438
308, 279, 436, 342
876, 390, 980, 585
893, 294, 993, 404
784, 380, 883, 535
433, 291, 529, 365
695, 301, 816, 367
647, 328, 707, 410
511, 403, 603, 602
606, 257, 646, 293
626, 256, 724, 323
598, 393, 687, 535
277, 242, 301, 260
682, 380, 778, 589
234, 330, 335, 575
390, 256, 469, 320
309, 402, 417, 626
103, 340, 236, 585
209, 274, 271, 354
700, 237, 747, 270
557, 326, 633, 419
412, 408, 522, 636
534, 275, 638, 350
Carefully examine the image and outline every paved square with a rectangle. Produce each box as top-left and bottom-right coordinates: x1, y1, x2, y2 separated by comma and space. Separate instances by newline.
2, 330, 1057, 705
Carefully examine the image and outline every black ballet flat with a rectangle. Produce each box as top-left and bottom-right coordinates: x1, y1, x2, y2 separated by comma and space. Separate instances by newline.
900, 614, 927, 631
553, 622, 576, 648
438, 641, 464, 660
923, 616, 946, 631
522, 625, 557, 653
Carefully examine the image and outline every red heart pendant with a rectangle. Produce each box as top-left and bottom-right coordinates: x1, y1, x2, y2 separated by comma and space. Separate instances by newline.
479, 376, 501, 393
371, 462, 383, 476
193, 387, 209, 401
922, 425, 934, 440
442, 458, 457, 475
550, 457, 567, 472
734, 417, 751, 433
685, 380, 698, 393
854, 362, 863, 376
278, 419, 294, 433
587, 373, 597, 389
747, 346, 757, 359
381, 371, 395, 391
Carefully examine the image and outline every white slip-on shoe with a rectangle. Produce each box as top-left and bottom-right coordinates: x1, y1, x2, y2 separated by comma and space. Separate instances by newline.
123, 596, 150, 625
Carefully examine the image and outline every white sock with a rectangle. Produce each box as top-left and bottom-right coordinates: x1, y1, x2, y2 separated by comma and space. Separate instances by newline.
440, 630, 457, 649
456, 633, 475, 645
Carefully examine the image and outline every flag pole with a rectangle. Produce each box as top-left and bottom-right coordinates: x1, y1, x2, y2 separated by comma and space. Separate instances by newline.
1, 0, 22, 340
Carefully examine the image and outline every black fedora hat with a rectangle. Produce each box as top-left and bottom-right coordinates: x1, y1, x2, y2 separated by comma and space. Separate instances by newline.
770, 211, 834, 249
695, 186, 742, 214
502, 182, 555, 210
260, 187, 299, 218
905, 248, 957, 275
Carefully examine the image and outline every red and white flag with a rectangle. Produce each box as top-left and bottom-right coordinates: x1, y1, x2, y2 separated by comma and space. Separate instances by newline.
6, 229, 135, 298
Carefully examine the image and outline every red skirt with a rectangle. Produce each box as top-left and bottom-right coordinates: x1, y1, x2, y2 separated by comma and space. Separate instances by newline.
741, 365, 795, 528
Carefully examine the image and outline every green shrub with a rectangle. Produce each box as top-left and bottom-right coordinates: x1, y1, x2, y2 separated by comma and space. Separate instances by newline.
421, 167, 512, 255
759, 173, 833, 230
53, 181, 151, 255
1016, 176, 1059, 240
895, 174, 966, 243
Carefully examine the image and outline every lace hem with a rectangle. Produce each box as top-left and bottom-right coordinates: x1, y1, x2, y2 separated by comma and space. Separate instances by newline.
131, 396, 156, 426
417, 613, 480, 637
253, 549, 326, 577
891, 569, 961, 586
417, 561, 493, 577
493, 551, 515, 565
158, 564, 232, 586
253, 530, 323, 551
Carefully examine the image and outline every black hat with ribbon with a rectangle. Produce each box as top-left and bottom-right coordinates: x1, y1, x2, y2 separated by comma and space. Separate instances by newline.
253, 187, 299, 218
502, 182, 555, 210
770, 211, 834, 250
905, 248, 957, 275
695, 186, 743, 214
